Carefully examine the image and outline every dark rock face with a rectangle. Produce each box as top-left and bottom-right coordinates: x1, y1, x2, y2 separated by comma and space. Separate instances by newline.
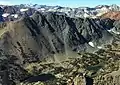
85, 76, 93, 85
0, 7, 3, 22
0, 12, 114, 64
114, 20, 120, 31
3, 6, 18, 14
26, 74, 56, 83
0, 53, 30, 84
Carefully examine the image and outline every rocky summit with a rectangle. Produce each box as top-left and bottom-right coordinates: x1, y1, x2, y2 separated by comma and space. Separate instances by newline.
0, 4, 120, 85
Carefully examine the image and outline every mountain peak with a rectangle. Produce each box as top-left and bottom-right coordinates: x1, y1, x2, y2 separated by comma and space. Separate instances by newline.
0, 4, 119, 22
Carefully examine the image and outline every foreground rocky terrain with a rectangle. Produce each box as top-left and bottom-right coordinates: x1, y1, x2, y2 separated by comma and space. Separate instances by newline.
1, 38, 120, 85
20, 41, 120, 85
0, 8, 120, 85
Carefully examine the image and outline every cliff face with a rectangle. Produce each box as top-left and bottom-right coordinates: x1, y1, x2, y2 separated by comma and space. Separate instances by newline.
0, 12, 115, 63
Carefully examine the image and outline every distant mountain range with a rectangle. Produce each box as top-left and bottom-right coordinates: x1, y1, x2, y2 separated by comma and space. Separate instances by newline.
0, 4, 120, 21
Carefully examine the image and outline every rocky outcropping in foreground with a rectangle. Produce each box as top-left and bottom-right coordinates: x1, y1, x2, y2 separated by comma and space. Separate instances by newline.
19, 40, 120, 85
1, 41, 120, 85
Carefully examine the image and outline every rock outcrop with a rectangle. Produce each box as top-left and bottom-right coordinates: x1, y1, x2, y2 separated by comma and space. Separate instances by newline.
101, 11, 120, 20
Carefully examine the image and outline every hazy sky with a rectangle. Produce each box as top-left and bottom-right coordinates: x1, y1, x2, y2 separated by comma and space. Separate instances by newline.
0, 0, 120, 7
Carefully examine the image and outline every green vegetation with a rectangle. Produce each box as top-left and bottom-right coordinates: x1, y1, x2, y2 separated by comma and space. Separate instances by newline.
20, 40, 120, 85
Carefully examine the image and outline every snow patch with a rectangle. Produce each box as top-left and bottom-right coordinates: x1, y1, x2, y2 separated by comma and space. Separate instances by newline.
107, 29, 112, 32
84, 9, 88, 13
97, 46, 102, 49
96, 12, 107, 16
14, 14, 18, 18
101, 7, 108, 11
92, 16, 97, 19
38, 8, 46, 12
11, 14, 18, 18
20, 8, 28, 12
108, 29, 120, 34
2, 13, 10, 17
114, 31, 120, 34
40, 8, 45, 11
54, 7, 58, 10
88, 42, 95, 47
48, 9, 54, 11
84, 13, 89, 18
